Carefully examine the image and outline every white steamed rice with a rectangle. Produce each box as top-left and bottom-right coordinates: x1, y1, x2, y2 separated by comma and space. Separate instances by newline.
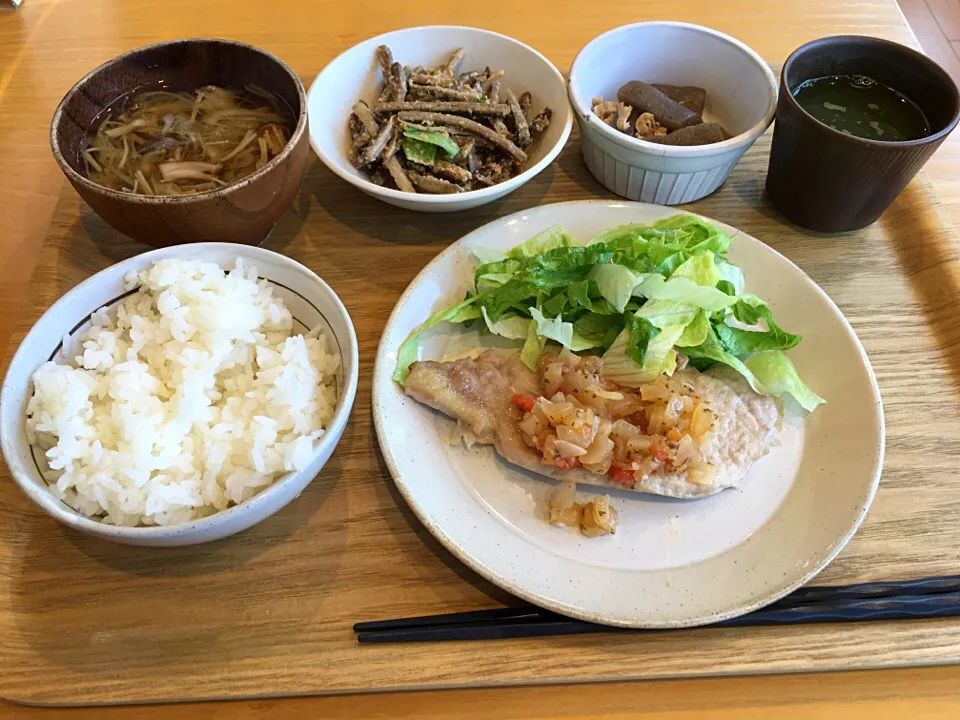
25, 258, 340, 527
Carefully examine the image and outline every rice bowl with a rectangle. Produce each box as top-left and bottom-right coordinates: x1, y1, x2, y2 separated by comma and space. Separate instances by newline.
1, 244, 358, 546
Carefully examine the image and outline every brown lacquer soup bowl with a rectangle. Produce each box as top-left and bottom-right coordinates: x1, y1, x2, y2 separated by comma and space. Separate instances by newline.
50, 38, 310, 248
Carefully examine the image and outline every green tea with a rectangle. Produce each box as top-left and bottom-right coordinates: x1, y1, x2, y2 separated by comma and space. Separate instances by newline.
793, 74, 930, 141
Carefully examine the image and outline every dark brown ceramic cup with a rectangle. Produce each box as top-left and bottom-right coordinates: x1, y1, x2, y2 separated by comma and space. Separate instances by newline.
766, 36, 960, 233
50, 38, 310, 248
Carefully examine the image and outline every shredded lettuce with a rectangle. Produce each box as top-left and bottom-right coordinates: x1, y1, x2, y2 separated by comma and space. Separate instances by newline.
634, 299, 698, 329
717, 260, 745, 295
684, 328, 823, 412
635, 274, 738, 312
481, 307, 529, 340
744, 351, 825, 412
589, 264, 654, 313
573, 313, 624, 349
716, 294, 802, 355
392, 215, 823, 412
520, 320, 546, 370
392, 297, 482, 383
506, 225, 579, 258
472, 247, 508, 264
677, 310, 710, 347
530, 307, 574, 349
683, 324, 762, 388
602, 317, 669, 386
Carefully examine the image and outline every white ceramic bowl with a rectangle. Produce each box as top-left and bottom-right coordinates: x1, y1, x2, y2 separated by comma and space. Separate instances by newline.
306, 26, 573, 212
569, 22, 777, 205
0, 244, 359, 547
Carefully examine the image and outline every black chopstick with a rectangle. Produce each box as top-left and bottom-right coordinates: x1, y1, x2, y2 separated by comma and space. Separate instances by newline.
769, 574, 960, 604
353, 606, 556, 632
356, 592, 960, 643
355, 575, 960, 644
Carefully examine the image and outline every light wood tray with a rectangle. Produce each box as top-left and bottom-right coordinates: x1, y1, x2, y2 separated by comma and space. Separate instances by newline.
3, 129, 960, 706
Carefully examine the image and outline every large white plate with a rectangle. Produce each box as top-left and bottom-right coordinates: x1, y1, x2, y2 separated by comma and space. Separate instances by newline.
372, 201, 884, 628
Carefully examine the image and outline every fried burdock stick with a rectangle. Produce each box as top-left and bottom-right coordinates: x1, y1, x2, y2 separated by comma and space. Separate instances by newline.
518, 91, 532, 117
352, 101, 379, 136
376, 101, 510, 116
444, 48, 465, 76
397, 111, 527, 163
504, 89, 531, 147
434, 160, 473, 184
376, 45, 396, 101
361, 116, 396, 165
385, 156, 415, 192
529, 107, 552, 136
488, 81, 511, 138
408, 170, 462, 194
409, 84, 485, 102
409, 72, 448, 87
389, 62, 408, 103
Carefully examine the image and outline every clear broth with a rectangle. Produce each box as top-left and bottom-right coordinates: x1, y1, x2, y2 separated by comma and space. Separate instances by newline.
793, 74, 930, 142
79, 83, 295, 195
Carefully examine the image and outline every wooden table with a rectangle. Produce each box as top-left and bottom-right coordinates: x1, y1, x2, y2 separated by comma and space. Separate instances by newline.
1, 0, 959, 716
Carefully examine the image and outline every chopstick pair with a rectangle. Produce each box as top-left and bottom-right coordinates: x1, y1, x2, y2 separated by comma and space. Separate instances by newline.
354, 574, 960, 643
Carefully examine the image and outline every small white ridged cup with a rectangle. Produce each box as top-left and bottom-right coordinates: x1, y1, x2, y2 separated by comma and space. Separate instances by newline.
569, 22, 777, 205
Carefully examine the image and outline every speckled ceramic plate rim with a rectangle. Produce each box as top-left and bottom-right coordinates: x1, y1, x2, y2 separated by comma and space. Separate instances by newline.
372, 200, 884, 628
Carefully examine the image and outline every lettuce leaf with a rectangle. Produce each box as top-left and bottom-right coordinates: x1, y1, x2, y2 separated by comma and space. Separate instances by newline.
677, 310, 710, 347
602, 314, 687, 386
683, 324, 761, 385
481, 307, 529, 340
587, 224, 649, 246
743, 351, 826, 412
506, 225, 579, 258
402, 137, 437, 166
530, 307, 573, 349
671, 251, 722, 287
651, 214, 732, 255
393, 297, 482, 384
472, 247, 508, 264
684, 327, 824, 411
573, 313, 624, 350
635, 274, 738, 312
717, 261, 745, 295
520, 320, 546, 370
634, 299, 698, 329
476, 272, 514, 291
623, 315, 660, 365
402, 126, 459, 157
475, 279, 538, 321
589, 264, 655, 313
716, 295, 802, 355
566, 280, 617, 314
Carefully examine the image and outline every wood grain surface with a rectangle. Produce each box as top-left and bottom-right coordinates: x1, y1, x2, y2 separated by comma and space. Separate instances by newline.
2, 0, 960, 715
4, 114, 960, 706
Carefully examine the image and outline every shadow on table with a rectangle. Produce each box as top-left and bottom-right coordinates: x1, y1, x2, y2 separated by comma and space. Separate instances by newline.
369, 423, 521, 610
303, 153, 560, 247
882, 182, 960, 397
7, 421, 353, 677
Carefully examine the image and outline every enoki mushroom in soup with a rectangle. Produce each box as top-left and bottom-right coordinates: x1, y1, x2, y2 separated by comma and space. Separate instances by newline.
82, 85, 291, 195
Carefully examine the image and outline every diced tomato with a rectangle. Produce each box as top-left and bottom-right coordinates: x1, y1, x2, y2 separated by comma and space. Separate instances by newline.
512, 394, 537, 413
608, 466, 636, 485
542, 456, 581, 471
651, 445, 670, 463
